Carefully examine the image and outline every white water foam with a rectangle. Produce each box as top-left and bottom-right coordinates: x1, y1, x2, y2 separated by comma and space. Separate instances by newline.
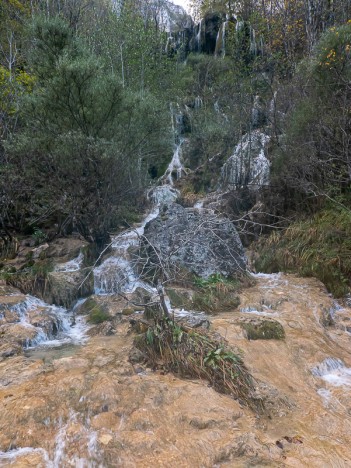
312, 357, 351, 387
0, 447, 50, 465
8, 295, 89, 348
240, 306, 279, 317
54, 252, 84, 273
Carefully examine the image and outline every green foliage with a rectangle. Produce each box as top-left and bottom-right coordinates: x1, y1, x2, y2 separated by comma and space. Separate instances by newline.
272, 23, 351, 213
193, 272, 228, 288
80, 297, 111, 324
192, 274, 240, 312
32, 228, 46, 245
3, 17, 171, 243
312, 23, 351, 88
254, 208, 351, 297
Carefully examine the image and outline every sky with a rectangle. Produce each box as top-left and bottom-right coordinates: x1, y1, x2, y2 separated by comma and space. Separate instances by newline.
171, 0, 191, 13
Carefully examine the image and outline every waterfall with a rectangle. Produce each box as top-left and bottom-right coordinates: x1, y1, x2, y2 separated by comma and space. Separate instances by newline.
215, 21, 228, 57
196, 19, 202, 52
194, 96, 203, 109
163, 141, 185, 185
93, 122, 186, 296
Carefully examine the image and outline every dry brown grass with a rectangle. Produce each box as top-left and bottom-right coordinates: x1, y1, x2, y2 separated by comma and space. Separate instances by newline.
134, 317, 259, 409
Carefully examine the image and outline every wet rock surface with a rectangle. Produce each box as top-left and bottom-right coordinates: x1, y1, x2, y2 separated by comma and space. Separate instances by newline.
143, 203, 246, 279
1, 274, 351, 466
45, 269, 93, 309
221, 130, 270, 190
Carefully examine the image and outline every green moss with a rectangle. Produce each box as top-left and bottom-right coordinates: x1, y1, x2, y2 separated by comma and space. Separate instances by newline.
254, 208, 351, 297
79, 297, 111, 324
241, 320, 285, 340
88, 308, 111, 324
192, 274, 241, 313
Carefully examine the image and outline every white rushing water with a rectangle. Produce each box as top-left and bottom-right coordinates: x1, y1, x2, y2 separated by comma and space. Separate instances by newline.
6, 295, 89, 348
312, 357, 351, 387
54, 252, 84, 273
0, 411, 103, 467
93, 141, 185, 297
93, 206, 160, 296
163, 140, 185, 185
240, 306, 279, 317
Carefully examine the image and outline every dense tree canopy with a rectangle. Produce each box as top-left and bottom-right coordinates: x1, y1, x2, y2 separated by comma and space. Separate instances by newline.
1, 0, 350, 249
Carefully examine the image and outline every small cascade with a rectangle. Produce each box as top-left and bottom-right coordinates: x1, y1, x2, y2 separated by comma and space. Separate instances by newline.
215, 21, 227, 57
93, 208, 160, 296
240, 306, 279, 317
312, 357, 351, 387
93, 123, 187, 297
163, 141, 185, 185
6, 295, 89, 348
148, 185, 179, 206
249, 25, 257, 55
54, 251, 84, 273
0, 411, 103, 466
194, 96, 203, 109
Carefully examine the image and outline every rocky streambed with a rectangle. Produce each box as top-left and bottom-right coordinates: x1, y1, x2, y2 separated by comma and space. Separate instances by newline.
1, 273, 351, 467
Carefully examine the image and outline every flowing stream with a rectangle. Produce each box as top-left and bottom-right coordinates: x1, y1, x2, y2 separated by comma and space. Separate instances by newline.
2, 121, 351, 466
5, 140, 187, 353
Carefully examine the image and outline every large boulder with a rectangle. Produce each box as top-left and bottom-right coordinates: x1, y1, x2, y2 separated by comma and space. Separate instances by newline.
143, 203, 246, 279
44, 269, 93, 309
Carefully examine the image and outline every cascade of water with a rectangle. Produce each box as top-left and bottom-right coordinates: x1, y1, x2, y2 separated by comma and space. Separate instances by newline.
93, 126, 186, 296
194, 96, 203, 109
196, 20, 202, 52
54, 251, 84, 273
215, 21, 227, 57
6, 295, 89, 348
250, 25, 257, 55
312, 357, 351, 387
222, 21, 227, 57
93, 206, 160, 295
164, 141, 185, 185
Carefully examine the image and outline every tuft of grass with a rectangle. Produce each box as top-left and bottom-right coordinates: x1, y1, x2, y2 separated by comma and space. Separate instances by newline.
192, 274, 241, 312
2, 259, 53, 296
134, 317, 258, 409
254, 208, 351, 297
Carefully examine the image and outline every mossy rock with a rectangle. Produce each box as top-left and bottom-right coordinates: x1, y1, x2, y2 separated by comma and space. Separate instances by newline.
192, 290, 240, 313
88, 308, 111, 325
79, 297, 111, 324
122, 308, 135, 316
165, 288, 194, 309
241, 319, 285, 340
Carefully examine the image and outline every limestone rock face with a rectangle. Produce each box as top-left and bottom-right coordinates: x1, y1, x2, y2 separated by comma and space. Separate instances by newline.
221, 130, 270, 190
143, 203, 246, 279
191, 12, 223, 54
